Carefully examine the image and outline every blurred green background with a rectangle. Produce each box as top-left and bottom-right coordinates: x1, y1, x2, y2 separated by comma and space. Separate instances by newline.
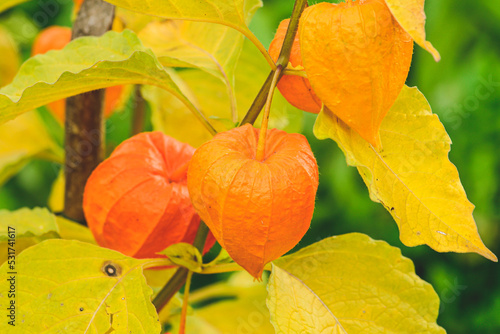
1, 1, 499, 333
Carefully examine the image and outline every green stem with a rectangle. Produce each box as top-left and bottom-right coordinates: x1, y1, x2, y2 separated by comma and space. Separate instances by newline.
241, 0, 308, 126
255, 65, 282, 161
200, 262, 272, 275
179, 270, 193, 334
153, 221, 209, 312
283, 68, 307, 77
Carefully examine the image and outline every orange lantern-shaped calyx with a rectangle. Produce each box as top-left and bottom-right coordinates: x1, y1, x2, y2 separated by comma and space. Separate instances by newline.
299, 0, 414, 149
187, 124, 319, 278
269, 19, 322, 114
84, 132, 215, 258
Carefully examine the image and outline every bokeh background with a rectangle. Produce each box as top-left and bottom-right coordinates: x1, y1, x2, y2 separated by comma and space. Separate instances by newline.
1, 1, 499, 333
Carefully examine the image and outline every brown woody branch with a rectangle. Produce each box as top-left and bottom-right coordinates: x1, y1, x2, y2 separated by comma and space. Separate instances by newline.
64, 0, 115, 224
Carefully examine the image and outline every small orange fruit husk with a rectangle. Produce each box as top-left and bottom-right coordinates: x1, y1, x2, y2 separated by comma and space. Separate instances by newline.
187, 124, 319, 278
299, 0, 414, 149
83, 132, 216, 258
269, 19, 322, 114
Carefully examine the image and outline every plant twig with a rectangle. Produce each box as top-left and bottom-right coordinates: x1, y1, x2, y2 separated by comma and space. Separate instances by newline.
64, 0, 115, 224
241, 0, 308, 126
153, 222, 209, 312
256, 65, 282, 161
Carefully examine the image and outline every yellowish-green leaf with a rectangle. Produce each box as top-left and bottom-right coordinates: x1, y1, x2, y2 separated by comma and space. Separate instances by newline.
115, 6, 159, 33
0, 111, 63, 186
268, 264, 346, 333
384, 0, 440, 61
0, 0, 28, 14
0, 239, 163, 333
205, 248, 233, 267
139, 20, 244, 81
270, 233, 446, 334
0, 30, 211, 134
0, 207, 58, 241
0, 26, 19, 87
159, 242, 203, 273
103, 0, 273, 68
145, 39, 303, 147
314, 86, 497, 262
55, 216, 96, 245
138, 19, 247, 122
0, 207, 59, 265
171, 271, 274, 333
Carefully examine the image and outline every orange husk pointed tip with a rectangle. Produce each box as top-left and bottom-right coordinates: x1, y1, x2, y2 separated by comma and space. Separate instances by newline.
187, 124, 319, 278
300, 0, 413, 149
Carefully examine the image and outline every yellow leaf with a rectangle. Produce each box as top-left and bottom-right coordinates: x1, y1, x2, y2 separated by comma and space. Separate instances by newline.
56, 216, 96, 245
299, 0, 413, 149
268, 264, 346, 333
48, 170, 65, 213
384, 0, 441, 61
0, 30, 203, 129
144, 40, 303, 147
159, 243, 203, 272
270, 233, 446, 333
138, 19, 247, 124
0, 111, 63, 186
314, 86, 497, 262
0, 208, 59, 265
0, 239, 162, 333
0, 27, 19, 87
139, 20, 245, 82
104, 0, 271, 67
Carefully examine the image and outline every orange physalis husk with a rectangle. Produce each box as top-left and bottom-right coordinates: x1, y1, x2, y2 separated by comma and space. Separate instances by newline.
31, 26, 124, 123
269, 19, 322, 114
83, 132, 216, 259
299, 0, 414, 149
187, 124, 319, 278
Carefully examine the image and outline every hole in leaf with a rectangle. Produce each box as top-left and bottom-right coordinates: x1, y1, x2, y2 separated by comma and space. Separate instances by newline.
102, 261, 122, 277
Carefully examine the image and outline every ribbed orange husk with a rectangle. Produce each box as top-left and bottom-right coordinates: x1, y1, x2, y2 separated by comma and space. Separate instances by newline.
83, 132, 215, 258
299, 0, 414, 149
269, 19, 322, 114
31, 26, 124, 123
187, 124, 319, 278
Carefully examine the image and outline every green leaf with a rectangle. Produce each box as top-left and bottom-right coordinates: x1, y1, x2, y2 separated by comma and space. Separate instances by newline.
145, 40, 303, 147
159, 243, 203, 273
269, 233, 446, 334
314, 86, 497, 262
103, 0, 272, 67
0, 30, 211, 134
0, 239, 162, 333
0, 0, 28, 14
0, 111, 63, 186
